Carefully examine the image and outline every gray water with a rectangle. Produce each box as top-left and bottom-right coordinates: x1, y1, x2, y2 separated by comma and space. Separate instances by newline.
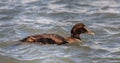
0, 0, 120, 63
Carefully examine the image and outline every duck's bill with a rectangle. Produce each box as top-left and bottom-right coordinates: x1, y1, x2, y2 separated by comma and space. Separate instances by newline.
87, 30, 95, 35
84, 27, 95, 35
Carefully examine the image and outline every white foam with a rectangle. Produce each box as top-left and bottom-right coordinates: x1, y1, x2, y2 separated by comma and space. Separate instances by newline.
88, 8, 120, 14
21, 0, 38, 4
47, 4, 66, 10
14, 16, 55, 25
36, 17, 54, 24
90, 0, 120, 7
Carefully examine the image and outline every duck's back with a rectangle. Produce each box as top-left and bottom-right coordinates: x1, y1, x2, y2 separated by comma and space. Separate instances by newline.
20, 34, 68, 45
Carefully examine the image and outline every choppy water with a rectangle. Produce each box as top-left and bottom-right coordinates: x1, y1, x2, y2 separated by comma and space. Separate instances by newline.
0, 0, 120, 63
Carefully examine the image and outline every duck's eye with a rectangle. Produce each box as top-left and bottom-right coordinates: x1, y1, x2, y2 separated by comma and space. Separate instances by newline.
77, 28, 87, 33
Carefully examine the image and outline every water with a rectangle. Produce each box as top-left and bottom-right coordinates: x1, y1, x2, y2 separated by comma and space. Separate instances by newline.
0, 0, 120, 63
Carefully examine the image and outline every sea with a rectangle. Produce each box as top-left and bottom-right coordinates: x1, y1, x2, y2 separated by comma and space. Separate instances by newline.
0, 0, 120, 63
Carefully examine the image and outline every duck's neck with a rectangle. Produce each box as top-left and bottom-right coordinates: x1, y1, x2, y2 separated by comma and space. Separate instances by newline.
65, 34, 81, 43
71, 34, 81, 40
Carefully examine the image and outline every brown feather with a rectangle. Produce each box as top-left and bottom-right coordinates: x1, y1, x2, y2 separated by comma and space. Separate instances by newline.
20, 34, 68, 45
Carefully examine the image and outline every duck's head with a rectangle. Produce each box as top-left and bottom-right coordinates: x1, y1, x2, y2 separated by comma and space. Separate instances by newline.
71, 23, 95, 39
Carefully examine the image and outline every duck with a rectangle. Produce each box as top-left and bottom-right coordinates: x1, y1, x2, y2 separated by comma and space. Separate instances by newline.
19, 23, 95, 45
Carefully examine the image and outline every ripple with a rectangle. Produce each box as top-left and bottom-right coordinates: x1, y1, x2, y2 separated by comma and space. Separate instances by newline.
14, 17, 55, 29
47, 4, 66, 10
21, 0, 38, 4
90, 0, 120, 7
0, 44, 71, 60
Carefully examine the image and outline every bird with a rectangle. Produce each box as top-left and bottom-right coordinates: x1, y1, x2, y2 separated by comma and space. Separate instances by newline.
19, 23, 95, 45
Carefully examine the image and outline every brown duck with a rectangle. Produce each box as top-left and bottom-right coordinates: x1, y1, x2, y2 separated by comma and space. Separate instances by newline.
19, 23, 95, 45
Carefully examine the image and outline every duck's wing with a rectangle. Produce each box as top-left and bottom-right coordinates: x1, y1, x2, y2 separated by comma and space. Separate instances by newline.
19, 34, 68, 45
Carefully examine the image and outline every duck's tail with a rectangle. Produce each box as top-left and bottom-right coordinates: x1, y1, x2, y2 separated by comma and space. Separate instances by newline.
19, 37, 28, 42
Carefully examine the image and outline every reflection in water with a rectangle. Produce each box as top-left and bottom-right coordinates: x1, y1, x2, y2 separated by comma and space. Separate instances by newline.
0, 0, 120, 63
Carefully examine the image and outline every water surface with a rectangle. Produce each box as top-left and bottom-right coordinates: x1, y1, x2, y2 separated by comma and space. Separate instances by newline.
0, 0, 120, 63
